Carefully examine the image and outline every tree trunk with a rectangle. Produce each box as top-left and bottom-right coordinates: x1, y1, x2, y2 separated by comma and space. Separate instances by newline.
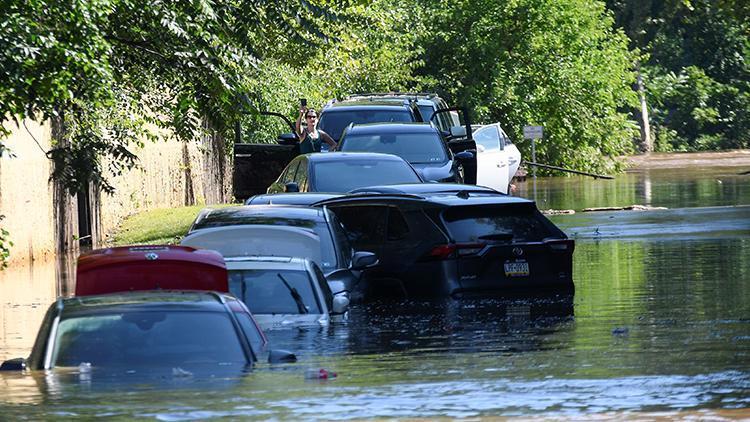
635, 64, 653, 153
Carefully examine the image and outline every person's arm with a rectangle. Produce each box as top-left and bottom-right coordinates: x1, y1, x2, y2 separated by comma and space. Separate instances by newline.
320, 130, 337, 150
295, 107, 306, 141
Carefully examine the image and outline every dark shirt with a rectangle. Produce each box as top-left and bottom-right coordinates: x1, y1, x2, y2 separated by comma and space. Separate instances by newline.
300, 130, 323, 154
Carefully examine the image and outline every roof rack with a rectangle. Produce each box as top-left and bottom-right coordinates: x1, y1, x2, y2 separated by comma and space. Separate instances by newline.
346, 92, 438, 101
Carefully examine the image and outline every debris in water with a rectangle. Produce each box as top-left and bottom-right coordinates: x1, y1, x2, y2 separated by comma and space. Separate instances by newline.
305, 368, 337, 380
612, 327, 629, 336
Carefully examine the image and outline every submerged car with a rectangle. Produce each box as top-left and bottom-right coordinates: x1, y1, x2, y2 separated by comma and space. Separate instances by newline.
225, 256, 348, 329
0, 291, 276, 376
336, 123, 473, 183
266, 152, 423, 194
473, 123, 521, 194
181, 205, 378, 301
312, 185, 574, 298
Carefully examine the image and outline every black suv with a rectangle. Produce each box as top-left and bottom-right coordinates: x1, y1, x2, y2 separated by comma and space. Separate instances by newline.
317, 98, 424, 143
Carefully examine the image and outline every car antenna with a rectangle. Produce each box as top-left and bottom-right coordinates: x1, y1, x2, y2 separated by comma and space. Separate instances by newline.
456, 190, 470, 199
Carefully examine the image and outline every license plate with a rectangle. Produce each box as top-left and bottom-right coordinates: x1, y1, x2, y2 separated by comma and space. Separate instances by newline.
504, 261, 529, 277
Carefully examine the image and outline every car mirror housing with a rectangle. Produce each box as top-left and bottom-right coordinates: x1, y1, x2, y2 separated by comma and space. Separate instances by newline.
332, 294, 350, 314
268, 349, 297, 364
285, 182, 300, 193
0, 358, 26, 371
351, 251, 378, 270
277, 132, 298, 145
455, 150, 474, 161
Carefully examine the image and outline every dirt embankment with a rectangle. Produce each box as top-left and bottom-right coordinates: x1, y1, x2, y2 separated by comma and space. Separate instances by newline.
625, 149, 750, 170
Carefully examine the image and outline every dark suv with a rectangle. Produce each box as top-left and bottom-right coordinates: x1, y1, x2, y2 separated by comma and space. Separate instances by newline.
317, 98, 424, 143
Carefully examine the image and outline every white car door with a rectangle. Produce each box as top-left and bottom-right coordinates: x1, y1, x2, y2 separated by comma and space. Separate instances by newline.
474, 124, 511, 193
499, 127, 521, 186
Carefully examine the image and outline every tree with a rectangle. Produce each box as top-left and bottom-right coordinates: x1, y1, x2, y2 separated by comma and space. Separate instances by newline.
415, 0, 638, 174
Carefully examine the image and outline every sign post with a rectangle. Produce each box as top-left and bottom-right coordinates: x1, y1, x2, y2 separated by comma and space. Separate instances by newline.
523, 125, 544, 200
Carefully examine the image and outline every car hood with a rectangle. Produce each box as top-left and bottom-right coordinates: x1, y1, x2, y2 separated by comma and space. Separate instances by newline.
181, 225, 322, 262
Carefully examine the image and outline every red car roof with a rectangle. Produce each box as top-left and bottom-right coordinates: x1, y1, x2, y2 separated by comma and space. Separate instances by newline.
76, 245, 228, 296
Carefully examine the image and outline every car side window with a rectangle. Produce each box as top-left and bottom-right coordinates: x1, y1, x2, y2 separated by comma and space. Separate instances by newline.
334, 205, 388, 246
386, 207, 409, 241
234, 312, 266, 357
294, 158, 309, 191
283, 159, 301, 184
474, 126, 501, 152
311, 263, 334, 311
327, 211, 353, 266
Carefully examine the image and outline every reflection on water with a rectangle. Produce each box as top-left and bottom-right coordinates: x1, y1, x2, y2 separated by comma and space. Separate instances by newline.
1, 165, 749, 418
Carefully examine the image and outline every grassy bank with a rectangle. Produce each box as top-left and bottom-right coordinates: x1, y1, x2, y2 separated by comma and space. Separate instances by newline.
111, 203, 235, 246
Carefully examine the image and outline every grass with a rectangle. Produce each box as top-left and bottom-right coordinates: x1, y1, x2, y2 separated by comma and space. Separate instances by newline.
111, 203, 236, 246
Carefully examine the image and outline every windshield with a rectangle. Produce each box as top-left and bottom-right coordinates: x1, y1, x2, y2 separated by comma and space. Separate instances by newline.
52, 311, 246, 368
312, 160, 421, 192
443, 204, 556, 242
229, 269, 322, 315
340, 132, 447, 164
318, 109, 414, 141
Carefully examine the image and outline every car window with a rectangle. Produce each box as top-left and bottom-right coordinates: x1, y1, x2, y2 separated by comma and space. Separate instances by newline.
442, 204, 555, 242
234, 312, 266, 356
228, 269, 322, 315
418, 105, 435, 123
473, 126, 501, 152
318, 109, 414, 141
52, 311, 247, 368
334, 206, 388, 246
327, 211, 353, 267
294, 158, 309, 191
340, 132, 447, 164
386, 207, 410, 241
283, 159, 301, 183
311, 263, 334, 311
312, 160, 421, 192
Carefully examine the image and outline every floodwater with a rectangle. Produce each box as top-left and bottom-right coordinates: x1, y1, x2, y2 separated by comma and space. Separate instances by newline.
1, 162, 749, 419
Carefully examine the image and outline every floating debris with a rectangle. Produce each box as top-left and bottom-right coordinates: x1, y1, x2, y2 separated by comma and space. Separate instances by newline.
541, 209, 575, 215
583, 205, 667, 212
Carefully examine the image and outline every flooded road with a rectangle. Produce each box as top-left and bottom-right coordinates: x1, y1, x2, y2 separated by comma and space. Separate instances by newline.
1, 160, 749, 419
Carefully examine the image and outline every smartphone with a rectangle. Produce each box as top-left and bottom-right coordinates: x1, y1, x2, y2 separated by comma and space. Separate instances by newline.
300, 98, 307, 107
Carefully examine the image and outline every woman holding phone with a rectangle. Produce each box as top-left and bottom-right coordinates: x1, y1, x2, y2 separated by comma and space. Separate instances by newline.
296, 100, 337, 153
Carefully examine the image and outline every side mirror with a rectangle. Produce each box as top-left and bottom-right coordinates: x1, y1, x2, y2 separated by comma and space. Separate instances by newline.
277, 133, 298, 145
455, 150, 474, 161
332, 294, 350, 314
285, 182, 299, 193
268, 349, 297, 364
476, 144, 486, 153
450, 126, 467, 138
0, 358, 26, 371
350, 251, 378, 270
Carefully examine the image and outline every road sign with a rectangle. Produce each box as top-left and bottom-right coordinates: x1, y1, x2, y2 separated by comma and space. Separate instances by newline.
523, 125, 543, 139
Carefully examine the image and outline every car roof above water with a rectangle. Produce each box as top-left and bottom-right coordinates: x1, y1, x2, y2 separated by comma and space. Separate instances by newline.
190, 205, 326, 232
61, 290, 235, 313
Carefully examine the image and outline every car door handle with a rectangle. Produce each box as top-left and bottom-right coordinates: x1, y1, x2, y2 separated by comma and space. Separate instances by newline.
509, 159, 518, 164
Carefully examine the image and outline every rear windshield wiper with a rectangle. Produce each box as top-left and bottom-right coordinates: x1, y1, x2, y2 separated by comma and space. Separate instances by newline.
277, 273, 308, 314
477, 233, 515, 242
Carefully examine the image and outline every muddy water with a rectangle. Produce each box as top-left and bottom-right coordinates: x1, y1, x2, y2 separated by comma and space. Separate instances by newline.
0, 163, 748, 419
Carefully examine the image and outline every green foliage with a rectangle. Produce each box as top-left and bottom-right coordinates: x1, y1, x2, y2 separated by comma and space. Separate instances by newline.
414, 0, 638, 174
608, 0, 750, 151
0, 216, 12, 270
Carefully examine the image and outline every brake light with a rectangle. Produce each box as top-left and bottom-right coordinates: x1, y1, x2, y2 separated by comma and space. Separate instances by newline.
426, 243, 485, 259
428, 244, 456, 259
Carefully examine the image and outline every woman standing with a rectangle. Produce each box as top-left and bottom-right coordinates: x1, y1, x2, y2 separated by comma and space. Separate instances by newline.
296, 106, 337, 153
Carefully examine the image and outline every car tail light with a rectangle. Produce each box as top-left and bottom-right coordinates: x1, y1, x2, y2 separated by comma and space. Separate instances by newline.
426, 243, 485, 260
427, 244, 456, 259
545, 239, 575, 252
